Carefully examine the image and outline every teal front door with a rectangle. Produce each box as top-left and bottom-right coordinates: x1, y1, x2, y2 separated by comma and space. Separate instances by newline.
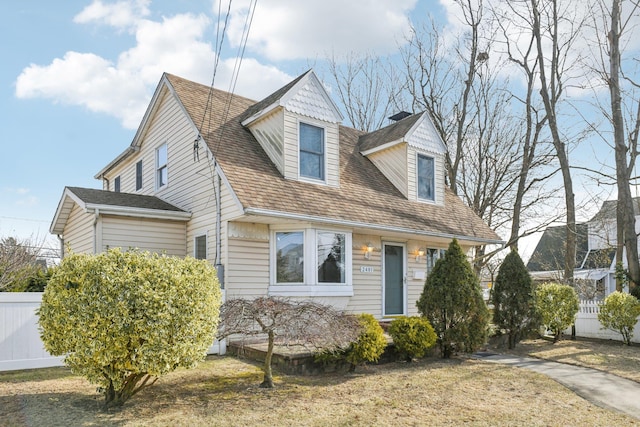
384, 243, 405, 316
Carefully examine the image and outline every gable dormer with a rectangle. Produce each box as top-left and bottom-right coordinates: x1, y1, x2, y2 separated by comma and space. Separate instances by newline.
241, 70, 343, 187
359, 112, 446, 205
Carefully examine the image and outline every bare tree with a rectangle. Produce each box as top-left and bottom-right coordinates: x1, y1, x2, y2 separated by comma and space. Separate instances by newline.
0, 236, 48, 291
217, 297, 360, 388
529, 0, 587, 280
323, 53, 406, 132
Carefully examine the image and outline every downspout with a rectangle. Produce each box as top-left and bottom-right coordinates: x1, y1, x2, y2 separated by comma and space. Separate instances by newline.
102, 177, 110, 191
214, 160, 224, 288
93, 208, 99, 254
57, 234, 64, 260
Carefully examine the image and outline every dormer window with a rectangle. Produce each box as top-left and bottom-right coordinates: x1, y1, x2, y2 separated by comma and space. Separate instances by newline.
417, 153, 435, 201
299, 122, 325, 181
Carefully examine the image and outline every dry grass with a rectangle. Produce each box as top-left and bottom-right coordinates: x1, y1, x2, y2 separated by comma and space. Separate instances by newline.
493, 336, 640, 383
1, 354, 638, 427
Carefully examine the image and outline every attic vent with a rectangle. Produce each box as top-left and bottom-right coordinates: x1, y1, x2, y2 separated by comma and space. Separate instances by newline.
388, 111, 412, 122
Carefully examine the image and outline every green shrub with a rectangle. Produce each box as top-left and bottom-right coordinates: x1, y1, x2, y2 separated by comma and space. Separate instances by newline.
388, 316, 436, 360
38, 249, 222, 407
534, 282, 579, 342
345, 313, 387, 371
416, 239, 490, 358
492, 251, 537, 349
598, 291, 640, 345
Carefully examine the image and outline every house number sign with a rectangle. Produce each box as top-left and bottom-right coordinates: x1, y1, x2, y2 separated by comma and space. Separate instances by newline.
360, 266, 374, 273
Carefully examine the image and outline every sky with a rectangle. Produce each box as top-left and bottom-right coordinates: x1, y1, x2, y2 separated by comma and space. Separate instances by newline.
0, 0, 630, 261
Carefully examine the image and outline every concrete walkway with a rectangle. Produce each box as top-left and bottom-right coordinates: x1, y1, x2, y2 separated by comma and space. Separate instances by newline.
473, 353, 640, 420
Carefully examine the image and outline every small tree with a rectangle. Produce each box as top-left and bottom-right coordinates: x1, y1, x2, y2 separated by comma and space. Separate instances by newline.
598, 291, 640, 346
416, 239, 490, 358
534, 282, 579, 342
38, 249, 221, 408
0, 236, 48, 291
217, 297, 360, 387
388, 316, 436, 361
492, 251, 536, 349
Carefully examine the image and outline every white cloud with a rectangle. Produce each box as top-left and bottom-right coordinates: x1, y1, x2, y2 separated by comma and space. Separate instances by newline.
73, 0, 151, 30
223, 0, 417, 61
14, 7, 293, 129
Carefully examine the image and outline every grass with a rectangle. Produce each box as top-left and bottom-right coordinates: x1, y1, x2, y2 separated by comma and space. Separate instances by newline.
1, 345, 639, 427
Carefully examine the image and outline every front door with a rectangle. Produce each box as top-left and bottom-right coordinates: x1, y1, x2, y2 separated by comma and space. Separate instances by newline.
383, 243, 405, 316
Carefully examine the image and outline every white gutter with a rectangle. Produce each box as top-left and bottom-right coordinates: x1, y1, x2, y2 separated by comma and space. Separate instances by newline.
84, 204, 191, 221
243, 207, 504, 246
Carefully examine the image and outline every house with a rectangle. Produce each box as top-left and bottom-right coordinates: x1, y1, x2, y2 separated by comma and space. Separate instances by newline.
50, 70, 501, 319
527, 198, 640, 298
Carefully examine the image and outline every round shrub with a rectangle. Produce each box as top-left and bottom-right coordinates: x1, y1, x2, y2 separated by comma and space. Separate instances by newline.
598, 291, 640, 345
345, 313, 387, 371
534, 282, 579, 342
388, 316, 436, 360
38, 249, 222, 407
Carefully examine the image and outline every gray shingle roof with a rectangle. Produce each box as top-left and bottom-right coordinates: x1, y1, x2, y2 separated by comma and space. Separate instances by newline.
66, 187, 186, 212
527, 224, 589, 272
358, 112, 421, 153
589, 197, 640, 223
165, 73, 501, 243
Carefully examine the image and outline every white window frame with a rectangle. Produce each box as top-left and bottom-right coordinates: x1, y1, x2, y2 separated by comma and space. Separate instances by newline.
270, 226, 353, 297
416, 152, 435, 203
194, 234, 207, 260
298, 120, 327, 184
156, 143, 168, 190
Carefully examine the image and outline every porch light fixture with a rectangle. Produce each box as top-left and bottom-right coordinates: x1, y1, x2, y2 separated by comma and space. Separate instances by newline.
364, 243, 373, 259
416, 248, 425, 262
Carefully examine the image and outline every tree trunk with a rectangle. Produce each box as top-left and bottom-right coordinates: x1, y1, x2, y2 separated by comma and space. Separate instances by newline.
260, 330, 275, 388
609, 0, 640, 291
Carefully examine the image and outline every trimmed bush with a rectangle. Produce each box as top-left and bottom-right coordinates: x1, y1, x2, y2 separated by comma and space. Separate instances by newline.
492, 251, 537, 349
534, 282, 579, 342
38, 249, 221, 407
388, 316, 436, 360
345, 313, 387, 371
598, 291, 640, 345
417, 239, 490, 358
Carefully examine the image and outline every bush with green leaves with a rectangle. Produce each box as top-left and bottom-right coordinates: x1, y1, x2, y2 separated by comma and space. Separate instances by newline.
345, 313, 387, 371
598, 291, 640, 345
388, 316, 436, 360
416, 239, 490, 358
492, 251, 537, 349
38, 249, 222, 408
534, 282, 579, 342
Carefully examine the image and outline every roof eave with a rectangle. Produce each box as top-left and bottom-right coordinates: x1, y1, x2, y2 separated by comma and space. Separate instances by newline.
360, 138, 405, 156
84, 203, 192, 221
243, 207, 503, 246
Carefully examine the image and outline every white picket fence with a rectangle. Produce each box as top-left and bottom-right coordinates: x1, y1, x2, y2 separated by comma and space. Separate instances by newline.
565, 299, 640, 344
0, 292, 226, 372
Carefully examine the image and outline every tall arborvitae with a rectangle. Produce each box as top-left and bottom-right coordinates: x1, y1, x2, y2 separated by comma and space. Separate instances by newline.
492, 250, 537, 349
417, 239, 489, 358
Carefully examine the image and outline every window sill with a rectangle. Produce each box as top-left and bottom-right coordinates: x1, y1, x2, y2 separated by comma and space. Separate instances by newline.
268, 284, 353, 297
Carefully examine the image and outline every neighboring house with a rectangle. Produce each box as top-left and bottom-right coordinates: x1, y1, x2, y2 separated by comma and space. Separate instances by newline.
527, 198, 640, 298
50, 70, 501, 318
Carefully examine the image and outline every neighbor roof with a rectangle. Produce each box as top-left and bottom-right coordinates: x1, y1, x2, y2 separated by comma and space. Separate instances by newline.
526, 224, 589, 272
589, 197, 640, 223
165, 73, 501, 244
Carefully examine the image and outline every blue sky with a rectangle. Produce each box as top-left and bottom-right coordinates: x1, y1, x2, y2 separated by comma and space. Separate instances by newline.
1, 0, 633, 260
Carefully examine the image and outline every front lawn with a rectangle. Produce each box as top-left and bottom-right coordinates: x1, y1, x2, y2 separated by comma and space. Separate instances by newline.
1, 354, 637, 426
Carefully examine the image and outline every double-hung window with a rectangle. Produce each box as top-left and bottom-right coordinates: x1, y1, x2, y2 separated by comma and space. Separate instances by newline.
114, 176, 121, 193
272, 228, 351, 296
195, 234, 207, 260
417, 153, 435, 201
299, 122, 325, 181
156, 143, 168, 189
135, 160, 143, 191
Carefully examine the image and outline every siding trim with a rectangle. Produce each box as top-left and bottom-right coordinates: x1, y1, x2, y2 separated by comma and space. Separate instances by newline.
84, 204, 191, 221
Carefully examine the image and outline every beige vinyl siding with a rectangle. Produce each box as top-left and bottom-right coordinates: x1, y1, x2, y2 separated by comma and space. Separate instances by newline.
367, 144, 408, 198
247, 109, 285, 175
405, 239, 429, 317
347, 234, 383, 317
407, 146, 445, 206
283, 111, 339, 186
101, 215, 186, 256
62, 204, 94, 255
226, 237, 269, 298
